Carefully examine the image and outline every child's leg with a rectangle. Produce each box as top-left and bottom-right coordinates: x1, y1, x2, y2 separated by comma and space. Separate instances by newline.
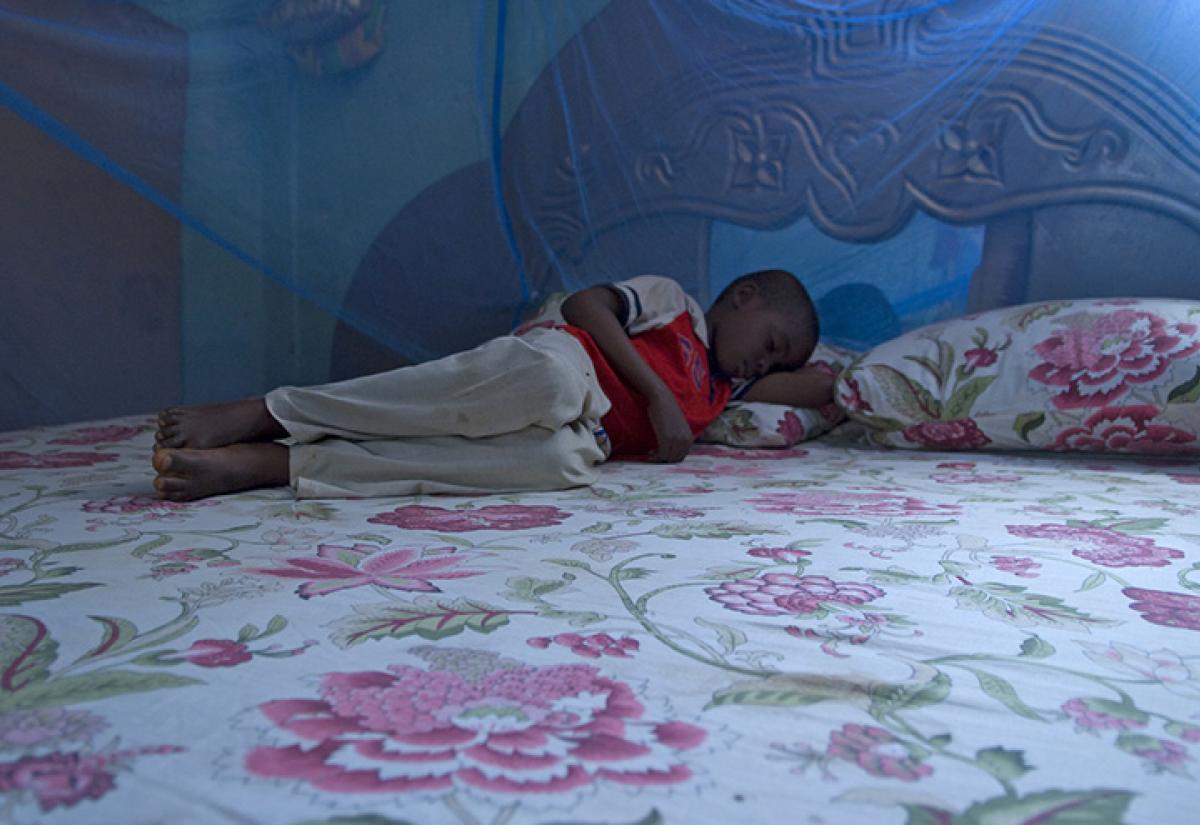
266, 329, 608, 443
152, 443, 288, 501
287, 420, 605, 498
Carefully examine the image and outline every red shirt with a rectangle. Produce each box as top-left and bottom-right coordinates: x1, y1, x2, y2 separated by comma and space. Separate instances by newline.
563, 312, 732, 457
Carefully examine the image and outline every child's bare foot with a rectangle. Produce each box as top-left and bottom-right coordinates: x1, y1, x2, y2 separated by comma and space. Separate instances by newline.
155, 399, 286, 449
152, 444, 289, 501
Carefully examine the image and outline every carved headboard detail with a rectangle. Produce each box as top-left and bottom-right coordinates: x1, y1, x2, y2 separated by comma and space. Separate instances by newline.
333, 0, 1200, 377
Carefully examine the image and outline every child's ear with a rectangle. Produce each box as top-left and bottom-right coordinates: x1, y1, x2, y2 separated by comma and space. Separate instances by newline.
731, 280, 760, 309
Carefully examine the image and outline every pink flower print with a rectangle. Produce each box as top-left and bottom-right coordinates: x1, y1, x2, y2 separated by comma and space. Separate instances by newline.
1055, 405, 1197, 454
1078, 642, 1200, 702
1170, 474, 1200, 485
526, 633, 640, 659
160, 548, 218, 564
669, 463, 769, 478
706, 573, 884, 617
1123, 588, 1200, 631
182, 639, 253, 668
902, 418, 991, 450
1007, 523, 1183, 568
776, 410, 806, 443
963, 346, 999, 369
0, 752, 116, 811
937, 461, 975, 470
82, 495, 214, 516
0, 558, 24, 578
990, 555, 1040, 578
0, 451, 118, 470
826, 724, 932, 781
369, 504, 571, 532
249, 543, 482, 599
1139, 740, 1190, 770
838, 375, 872, 413
48, 425, 145, 445
1029, 310, 1200, 409
689, 445, 808, 461
747, 546, 812, 561
245, 659, 705, 796
1170, 724, 1200, 743
0, 709, 107, 751
1117, 734, 1191, 775
750, 491, 959, 518
1062, 698, 1148, 732
0, 747, 180, 812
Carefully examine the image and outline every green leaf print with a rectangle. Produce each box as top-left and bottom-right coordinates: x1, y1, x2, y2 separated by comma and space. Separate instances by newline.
901, 805, 959, 825
651, 522, 780, 540
1018, 636, 1055, 658
975, 747, 1032, 781
541, 810, 663, 825
1013, 412, 1045, 442
130, 534, 173, 558
0, 670, 202, 711
960, 788, 1133, 824
1014, 301, 1071, 329
868, 364, 943, 421
0, 581, 102, 606
903, 354, 946, 387
944, 375, 996, 420
0, 615, 58, 693
1167, 366, 1200, 404
707, 673, 873, 710
868, 670, 952, 718
695, 617, 747, 654
503, 575, 570, 601
902, 788, 1133, 825
329, 598, 519, 647
76, 615, 139, 661
1103, 518, 1168, 535
295, 815, 416, 825
45, 531, 141, 555
963, 668, 1042, 721
950, 584, 1116, 629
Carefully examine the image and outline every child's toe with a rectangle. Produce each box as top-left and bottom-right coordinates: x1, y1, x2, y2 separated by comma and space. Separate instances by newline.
151, 449, 174, 474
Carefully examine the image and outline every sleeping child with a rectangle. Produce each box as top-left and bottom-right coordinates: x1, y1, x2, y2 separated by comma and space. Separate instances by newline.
151, 269, 835, 500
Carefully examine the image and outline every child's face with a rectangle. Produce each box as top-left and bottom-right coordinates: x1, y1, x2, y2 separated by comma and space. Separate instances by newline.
710, 298, 812, 380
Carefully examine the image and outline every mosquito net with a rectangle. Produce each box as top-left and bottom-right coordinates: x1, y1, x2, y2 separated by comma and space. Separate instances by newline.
2, 0, 1198, 429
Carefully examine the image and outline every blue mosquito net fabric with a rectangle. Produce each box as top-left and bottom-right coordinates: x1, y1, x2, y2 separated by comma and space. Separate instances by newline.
1, 0, 1198, 428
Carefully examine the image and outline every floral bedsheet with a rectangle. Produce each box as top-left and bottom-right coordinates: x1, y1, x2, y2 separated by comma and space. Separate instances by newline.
2, 416, 1199, 824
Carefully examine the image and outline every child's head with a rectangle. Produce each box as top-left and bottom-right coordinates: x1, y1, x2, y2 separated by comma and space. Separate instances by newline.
706, 269, 819, 380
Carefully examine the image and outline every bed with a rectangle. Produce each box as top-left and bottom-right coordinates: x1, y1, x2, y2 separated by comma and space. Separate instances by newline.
2, 418, 1198, 823
5, 1, 1200, 823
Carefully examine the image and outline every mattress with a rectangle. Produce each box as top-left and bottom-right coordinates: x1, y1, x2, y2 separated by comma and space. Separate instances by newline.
1, 415, 1197, 824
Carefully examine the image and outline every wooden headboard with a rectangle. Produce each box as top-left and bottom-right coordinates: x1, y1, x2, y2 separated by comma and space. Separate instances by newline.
333, 0, 1200, 378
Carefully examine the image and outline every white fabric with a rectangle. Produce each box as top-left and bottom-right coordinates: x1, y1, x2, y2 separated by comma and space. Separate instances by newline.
265, 327, 610, 497
524, 274, 710, 344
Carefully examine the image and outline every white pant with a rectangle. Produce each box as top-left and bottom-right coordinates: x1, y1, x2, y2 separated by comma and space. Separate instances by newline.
265, 328, 610, 498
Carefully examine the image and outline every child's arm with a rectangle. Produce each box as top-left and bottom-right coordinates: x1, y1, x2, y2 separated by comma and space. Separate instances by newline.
738, 366, 836, 408
561, 286, 694, 462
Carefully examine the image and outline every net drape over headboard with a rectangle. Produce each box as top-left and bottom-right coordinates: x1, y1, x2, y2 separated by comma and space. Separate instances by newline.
2, 0, 1199, 427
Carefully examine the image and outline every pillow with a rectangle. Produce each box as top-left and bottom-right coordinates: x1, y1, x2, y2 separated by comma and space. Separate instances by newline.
835, 298, 1200, 453
700, 342, 857, 448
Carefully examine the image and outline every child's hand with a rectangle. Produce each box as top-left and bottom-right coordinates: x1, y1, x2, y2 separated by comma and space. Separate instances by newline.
647, 394, 693, 462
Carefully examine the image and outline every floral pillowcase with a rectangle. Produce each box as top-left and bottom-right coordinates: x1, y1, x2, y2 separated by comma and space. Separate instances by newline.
835, 298, 1200, 454
700, 342, 857, 448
